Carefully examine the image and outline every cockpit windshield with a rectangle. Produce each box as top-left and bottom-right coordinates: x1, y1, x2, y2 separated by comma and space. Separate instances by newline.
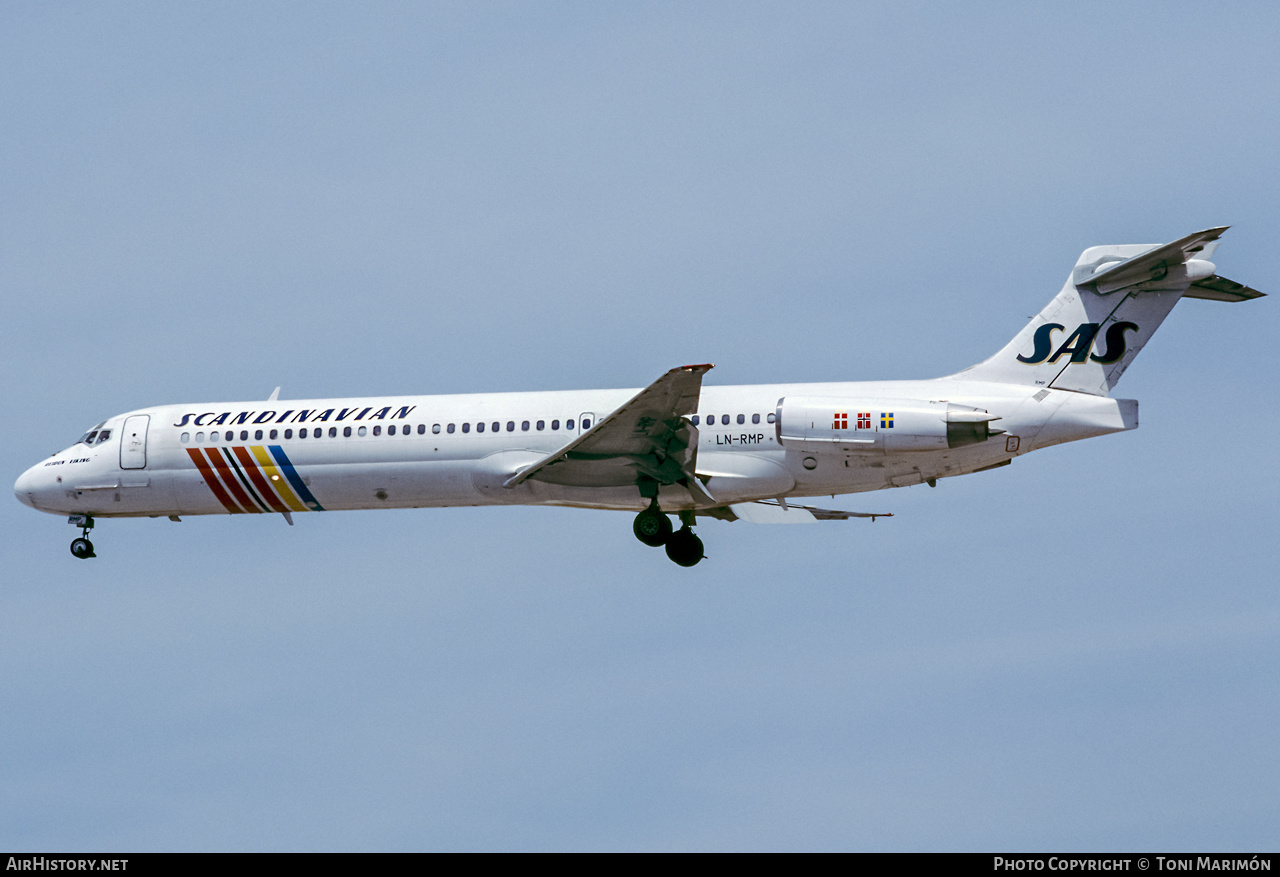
75, 422, 112, 446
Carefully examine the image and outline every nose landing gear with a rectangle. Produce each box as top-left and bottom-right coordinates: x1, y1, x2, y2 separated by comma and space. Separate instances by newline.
632, 504, 704, 566
68, 515, 96, 559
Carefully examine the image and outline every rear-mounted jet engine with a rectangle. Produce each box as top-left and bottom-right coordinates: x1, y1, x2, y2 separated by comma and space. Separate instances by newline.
773, 397, 1003, 454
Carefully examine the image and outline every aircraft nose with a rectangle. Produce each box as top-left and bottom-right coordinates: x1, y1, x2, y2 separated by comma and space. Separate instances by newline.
14, 464, 45, 510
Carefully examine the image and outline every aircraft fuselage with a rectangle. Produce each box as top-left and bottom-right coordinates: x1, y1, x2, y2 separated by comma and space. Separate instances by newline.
14, 378, 1132, 520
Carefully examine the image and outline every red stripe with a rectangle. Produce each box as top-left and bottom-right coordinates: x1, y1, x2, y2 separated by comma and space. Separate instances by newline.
204, 448, 263, 513
186, 448, 244, 513
232, 446, 289, 513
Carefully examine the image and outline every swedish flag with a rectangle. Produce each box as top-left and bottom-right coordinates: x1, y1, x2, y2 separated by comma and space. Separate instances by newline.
881, 412, 894, 429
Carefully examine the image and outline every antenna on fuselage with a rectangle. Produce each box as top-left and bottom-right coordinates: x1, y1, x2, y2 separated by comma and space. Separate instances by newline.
268, 387, 281, 402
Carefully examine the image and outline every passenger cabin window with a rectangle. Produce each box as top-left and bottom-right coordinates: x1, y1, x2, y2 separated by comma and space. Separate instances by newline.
583, 418, 592, 429
373, 425, 382, 436
195, 432, 205, 442
491, 421, 499, 432
767, 413, 776, 424
344, 427, 352, 437
476, 422, 483, 433
432, 424, 441, 434
359, 426, 367, 436
566, 419, 575, 430
300, 428, 308, 438
447, 423, 455, 434
388, 425, 396, 436
752, 414, 760, 424
536, 420, 545, 430
270, 429, 278, 439
507, 421, 515, 432
737, 414, 745, 425
462, 423, 471, 433
255, 429, 263, 440
284, 429, 293, 439
551, 420, 560, 430
211, 431, 221, 442
328, 427, 337, 438
181, 432, 190, 443
522, 421, 530, 431
691, 416, 699, 426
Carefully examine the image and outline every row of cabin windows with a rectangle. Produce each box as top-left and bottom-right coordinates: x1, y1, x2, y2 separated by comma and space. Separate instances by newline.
181, 424, 419, 442
692, 413, 775, 426
177, 417, 594, 444
177, 412, 775, 444
455, 417, 591, 434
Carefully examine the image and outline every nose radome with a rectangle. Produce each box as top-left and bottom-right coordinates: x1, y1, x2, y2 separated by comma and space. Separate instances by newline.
14, 466, 39, 509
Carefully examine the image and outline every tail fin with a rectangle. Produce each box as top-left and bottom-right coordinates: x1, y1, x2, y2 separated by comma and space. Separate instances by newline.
949, 227, 1264, 396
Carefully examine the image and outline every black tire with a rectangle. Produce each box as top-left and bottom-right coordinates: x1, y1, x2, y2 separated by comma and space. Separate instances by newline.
633, 508, 673, 547
664, 529, 704, 567
70, 538, 95, 559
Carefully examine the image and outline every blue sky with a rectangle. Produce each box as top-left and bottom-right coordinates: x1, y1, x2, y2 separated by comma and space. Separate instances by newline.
3, 1, 1277, 850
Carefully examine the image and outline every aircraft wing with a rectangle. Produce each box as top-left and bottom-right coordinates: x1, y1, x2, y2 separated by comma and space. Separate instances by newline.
724, 500, 892, 523
504, 364, 713, 495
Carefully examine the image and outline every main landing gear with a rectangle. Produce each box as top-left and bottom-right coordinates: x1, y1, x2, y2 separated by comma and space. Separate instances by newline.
632, 503, 704, 567
68, 514, 96, 559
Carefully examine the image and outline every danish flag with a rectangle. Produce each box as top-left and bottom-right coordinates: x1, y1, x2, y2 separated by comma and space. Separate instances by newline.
834, 412, 848, 430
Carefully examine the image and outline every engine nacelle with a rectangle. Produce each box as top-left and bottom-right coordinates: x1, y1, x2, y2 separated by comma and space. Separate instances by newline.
774, 396, 1001, 454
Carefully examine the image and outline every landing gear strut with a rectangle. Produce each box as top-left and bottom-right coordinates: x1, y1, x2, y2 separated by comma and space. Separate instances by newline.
68, 515, 96, 559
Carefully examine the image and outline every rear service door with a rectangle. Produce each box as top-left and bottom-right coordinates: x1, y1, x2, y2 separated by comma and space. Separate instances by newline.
120, 415, 150, 469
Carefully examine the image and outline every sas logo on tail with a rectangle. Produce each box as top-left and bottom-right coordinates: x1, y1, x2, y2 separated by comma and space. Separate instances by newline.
1017, 321, 1139, 365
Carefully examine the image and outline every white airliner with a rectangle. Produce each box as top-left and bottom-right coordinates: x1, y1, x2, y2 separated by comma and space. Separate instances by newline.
14, 228, 1264, 565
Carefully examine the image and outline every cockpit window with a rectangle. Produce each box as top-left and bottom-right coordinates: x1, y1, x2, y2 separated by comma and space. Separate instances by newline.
76, 422, 108, 445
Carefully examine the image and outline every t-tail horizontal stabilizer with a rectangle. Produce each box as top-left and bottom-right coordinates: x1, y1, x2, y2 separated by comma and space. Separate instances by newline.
950, 226, 1265, 396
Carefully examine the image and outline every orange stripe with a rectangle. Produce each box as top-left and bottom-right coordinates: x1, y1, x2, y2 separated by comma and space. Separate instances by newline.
204, 448, 263, 513
186, 448, 244, 513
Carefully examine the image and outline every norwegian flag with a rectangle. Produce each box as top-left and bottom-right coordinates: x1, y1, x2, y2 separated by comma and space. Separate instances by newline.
857, 412, 871, 429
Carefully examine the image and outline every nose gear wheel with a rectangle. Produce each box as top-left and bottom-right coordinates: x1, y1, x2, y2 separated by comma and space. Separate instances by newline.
68, 515, 97, 559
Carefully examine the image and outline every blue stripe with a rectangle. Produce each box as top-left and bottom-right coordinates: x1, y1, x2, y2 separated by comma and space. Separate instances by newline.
268, 445, 326, 511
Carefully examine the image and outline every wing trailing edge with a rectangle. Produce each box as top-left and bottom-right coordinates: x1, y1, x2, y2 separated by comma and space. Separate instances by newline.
717, 500, 892, 524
